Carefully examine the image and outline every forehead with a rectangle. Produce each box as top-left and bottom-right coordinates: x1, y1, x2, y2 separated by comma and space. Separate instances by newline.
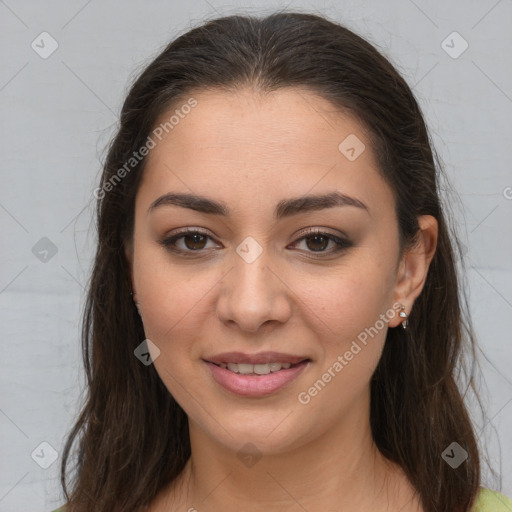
138, 87, 392, 217
150, 87, 373, 162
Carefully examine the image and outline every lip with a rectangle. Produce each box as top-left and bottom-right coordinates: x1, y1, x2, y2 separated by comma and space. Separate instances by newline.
204, 351, 309, 365
204, 359, 311, 397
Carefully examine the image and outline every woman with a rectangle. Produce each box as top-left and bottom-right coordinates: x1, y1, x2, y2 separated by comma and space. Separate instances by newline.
54, 11, 511, 512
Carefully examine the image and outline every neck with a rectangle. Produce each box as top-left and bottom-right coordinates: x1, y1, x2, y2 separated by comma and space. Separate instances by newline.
157, 393, 421, 512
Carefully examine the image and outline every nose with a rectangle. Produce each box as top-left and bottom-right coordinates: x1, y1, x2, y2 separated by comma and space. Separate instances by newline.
215, 247, 292, 333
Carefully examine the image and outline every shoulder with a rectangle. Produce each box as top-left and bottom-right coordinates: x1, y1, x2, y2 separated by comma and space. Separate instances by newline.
472, 488, 512, 511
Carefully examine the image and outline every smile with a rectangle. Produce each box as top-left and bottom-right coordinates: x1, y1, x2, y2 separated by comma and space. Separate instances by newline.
214, 361, 298, 374
204, 359, 311, 397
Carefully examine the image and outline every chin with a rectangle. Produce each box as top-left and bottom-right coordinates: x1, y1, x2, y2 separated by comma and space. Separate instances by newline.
198, 418, 311, 457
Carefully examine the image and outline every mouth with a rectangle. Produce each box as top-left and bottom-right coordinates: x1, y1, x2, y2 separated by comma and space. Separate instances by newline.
204, 357, 311, 397
203, 351, 312, 375
208, 360, 310, 375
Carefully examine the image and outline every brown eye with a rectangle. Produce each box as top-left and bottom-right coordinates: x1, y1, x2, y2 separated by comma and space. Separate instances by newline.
290, 230, 352, 256
159, 228, 352, 258
182, 233, 208, 250
304, 234, 329, 252
159, 229, 218, 255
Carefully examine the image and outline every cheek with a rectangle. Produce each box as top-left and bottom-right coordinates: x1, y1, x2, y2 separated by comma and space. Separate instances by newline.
133, 250, 223, 403
296, 258, 396, 339
295, 271, 389, 420
293, 256, 396, 399
136, 265, 209, 401
133, 247, 210, 340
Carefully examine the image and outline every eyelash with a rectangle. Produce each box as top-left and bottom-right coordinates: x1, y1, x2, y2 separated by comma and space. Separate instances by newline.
158, 228, 352, 258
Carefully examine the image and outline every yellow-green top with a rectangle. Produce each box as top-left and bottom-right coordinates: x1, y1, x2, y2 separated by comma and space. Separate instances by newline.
472, 488, 512, 511
51, 487, 512, 511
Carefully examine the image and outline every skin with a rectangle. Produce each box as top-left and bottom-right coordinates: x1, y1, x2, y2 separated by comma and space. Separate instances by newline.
125, 87, 438, 512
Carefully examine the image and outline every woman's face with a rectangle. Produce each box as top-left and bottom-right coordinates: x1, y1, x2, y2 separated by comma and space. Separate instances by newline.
128, 87, 410, 455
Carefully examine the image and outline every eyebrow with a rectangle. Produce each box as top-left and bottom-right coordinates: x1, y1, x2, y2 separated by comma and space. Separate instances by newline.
147, 191, 369, 219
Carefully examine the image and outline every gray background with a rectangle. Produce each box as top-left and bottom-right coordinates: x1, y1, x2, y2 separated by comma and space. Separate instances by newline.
0, 0, 511, 510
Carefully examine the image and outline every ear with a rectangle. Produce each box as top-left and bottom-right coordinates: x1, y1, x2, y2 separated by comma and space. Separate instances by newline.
388, 215, 438, 327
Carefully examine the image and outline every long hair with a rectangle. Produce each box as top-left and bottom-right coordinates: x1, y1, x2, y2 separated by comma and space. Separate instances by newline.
61, 12, 484, 511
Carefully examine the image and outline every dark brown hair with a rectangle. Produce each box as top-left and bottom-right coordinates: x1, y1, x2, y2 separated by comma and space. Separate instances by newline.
61, 11, 485, 512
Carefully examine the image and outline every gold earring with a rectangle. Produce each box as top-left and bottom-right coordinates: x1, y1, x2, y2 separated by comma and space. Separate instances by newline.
399, 304, 408, 330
